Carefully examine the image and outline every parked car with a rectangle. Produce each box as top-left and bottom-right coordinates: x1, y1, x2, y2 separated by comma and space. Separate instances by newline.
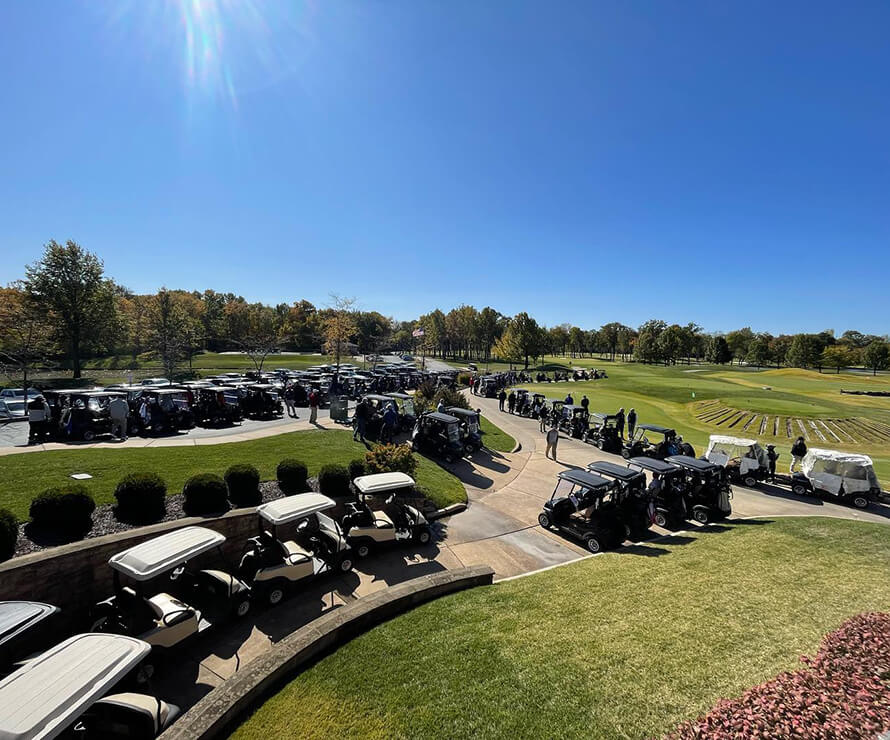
582, 412, 623, 454
238, 494, 354, 606
705, 434, 770, 487
0, 600, 59, 677
0, 633, 178, 739
90, 526, 251, 651
626, 456, 689, 528
0, 388, 39, 420
791, 449, 881, 509
665, 455, 732, 523
538, 469, 628, 553
341, 473, 432, 557
139, 377, 171, 387
446, 407, 483, 454
411, 412, 465, 463
622, 424, 694, 460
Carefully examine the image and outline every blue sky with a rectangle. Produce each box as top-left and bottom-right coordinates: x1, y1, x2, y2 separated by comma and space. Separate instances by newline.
1, 0, 888, 335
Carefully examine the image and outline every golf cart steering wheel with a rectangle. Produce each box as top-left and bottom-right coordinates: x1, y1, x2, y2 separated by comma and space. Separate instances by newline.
170, 565, 185, 581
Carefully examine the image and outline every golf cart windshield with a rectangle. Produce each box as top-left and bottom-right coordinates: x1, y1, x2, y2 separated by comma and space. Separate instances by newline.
401, 398, 415, 416
802, 449, 880, 494
446, 423, 460, 443
706, 435, 769, 470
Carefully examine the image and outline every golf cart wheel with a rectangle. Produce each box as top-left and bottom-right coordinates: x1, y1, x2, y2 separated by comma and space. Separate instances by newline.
234, 598, 251, 618
415, 526, 432, 545
464, 444, 475, 456
583, 534, 602, 554
852, 495, 869, 510
339, 555, 354, 572
743, 475, 758, 488
267, 588, 285, 607
692, 508, 709, 525
356, 542, 372, 558
82, 430, 95, 442
620, 449, 630, 459
654, 511, 668, 528
538, 513, 551, 529
791, 483, 808, 496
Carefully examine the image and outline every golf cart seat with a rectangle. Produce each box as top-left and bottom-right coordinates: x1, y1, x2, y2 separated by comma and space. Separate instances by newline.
280, 540, 313, 565
373, 510, 395, 528
145, 593, 194, 627
342, 502, 375, 529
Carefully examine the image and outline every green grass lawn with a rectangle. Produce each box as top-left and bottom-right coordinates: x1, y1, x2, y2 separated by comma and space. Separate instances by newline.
0, 430, 466, 519
233, 517, 890, 740
479, 415, 515, 453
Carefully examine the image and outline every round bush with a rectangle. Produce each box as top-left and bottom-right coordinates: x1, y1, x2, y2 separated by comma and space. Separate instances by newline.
0, 509, 18, 561
318, 464, 350, 498
225, 464, 261, 507
277, 459, 308, 494
29, 485, 95, 532
182, 474, 229, 515
114, 472, 167, 523
365, 443, 418, 476
348, 458, 367, 481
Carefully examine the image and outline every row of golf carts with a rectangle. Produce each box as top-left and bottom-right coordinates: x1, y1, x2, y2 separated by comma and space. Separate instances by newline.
0, 473, 431, 737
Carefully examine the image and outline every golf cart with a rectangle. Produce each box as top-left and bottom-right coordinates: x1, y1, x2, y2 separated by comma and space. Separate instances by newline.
558, 405, 588, 439
238, 494, 354, 606
341, 473, 432, 557
411, 411, 465, 463
479, 376, 500, 398
586, 461, 652, 539
547, 399, 565, 425
384, 392, 417, 431
242, 385, 284, 419
626, 457, 689, 528
622, 424, 694, 460
192, 386, 243, 426
0, 633, 178, 739
446, 407, 483, 454
90, 526, 251, 650
582, 412, 622, 454
53, 391, 127, 441
360, 394, 396, 439
538, 470, 628, 553
513, 389, 530, 416
137, 389, 195, 434
665, 455, 732, 523
705, 434, 770, 487
791, 449, 881, 509
0, 601, 59, 676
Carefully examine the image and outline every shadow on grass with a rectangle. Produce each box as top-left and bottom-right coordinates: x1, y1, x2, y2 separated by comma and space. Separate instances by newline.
621, 544, 671, 557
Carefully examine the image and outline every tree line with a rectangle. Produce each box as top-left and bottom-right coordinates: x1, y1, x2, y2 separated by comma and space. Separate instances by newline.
1, 241, 888, 385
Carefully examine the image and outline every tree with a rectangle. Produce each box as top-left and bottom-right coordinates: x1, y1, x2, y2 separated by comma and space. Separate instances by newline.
494, 312, 542, 368
278, 300, 319, 349
769, 335, 793, 368
323, 295, 357, 372
567, 326, 585, 358
658, 324, 684, 365
787, 334, 823, 370
236, 303, 281, 373
25, 240, 121, 377
745, 335, 772, 368
635, 320, 667, 363
820, 345, 856, 374
725, 327, 754, 365
863, 340, 890, 376
705, 335, 732, 364
0, 285, 56, 391
146, 288, 191, 378
476, 307, 503, 363
548, 325, 569, 357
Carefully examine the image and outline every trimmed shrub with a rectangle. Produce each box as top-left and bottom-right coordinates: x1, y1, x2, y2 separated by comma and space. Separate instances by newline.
277, 459, 308, 494
434, 387, 469, 411
114, 473, 167, 523
348, 458, 367, 481
0, 509, 17, 561
317, 464, 350, 498
225, 464, 261, 507
365, 443, 418, 477
29, 485, 96, 532
182, 473, 229, 515
457, 372, 471, 387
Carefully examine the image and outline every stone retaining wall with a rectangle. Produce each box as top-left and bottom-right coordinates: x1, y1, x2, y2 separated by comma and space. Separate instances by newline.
160, 564, 495, 740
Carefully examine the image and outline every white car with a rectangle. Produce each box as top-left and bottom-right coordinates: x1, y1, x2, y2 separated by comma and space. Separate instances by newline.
139, 377, 171, 386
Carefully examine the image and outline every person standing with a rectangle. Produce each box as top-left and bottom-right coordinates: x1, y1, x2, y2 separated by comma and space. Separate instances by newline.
507, 390, 516, 414
308, 388, 319, 424
284, 385, 296, 418
790, 436, 807, 473
580, 395, 589, 418
564, 392, 574, 405
627, 408, 637, 438
539, 405, 549, 433
109, 394, 130, 441
498, 389, 507, 412
615, 407, 626, 439
353, 398, 368, 442
27, 394, 48, 445
766, 444, 779, 482
545, 424, 559, 461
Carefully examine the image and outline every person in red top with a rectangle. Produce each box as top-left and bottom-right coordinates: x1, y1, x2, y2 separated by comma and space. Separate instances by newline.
308, 388, 320, 424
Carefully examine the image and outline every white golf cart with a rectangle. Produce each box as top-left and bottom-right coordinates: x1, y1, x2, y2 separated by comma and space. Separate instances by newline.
0, 633, 178, 739
340, 473, 432, 557
0, 601, 59, 676
238, 493, 355, 606
791, 448, 881, 509
90, 526, 251, 650
705, 434, 770, 487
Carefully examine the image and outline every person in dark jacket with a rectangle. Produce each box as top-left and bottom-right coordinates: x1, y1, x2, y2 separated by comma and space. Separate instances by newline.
498, 389, 507, 412
627, 408, 637, 438
766, 444, 779, 482
507, 390, 516, 414
353, 398, 368, 442
615, 407, 626, 438
790, 436, 807, 473
580, 395, 589, 418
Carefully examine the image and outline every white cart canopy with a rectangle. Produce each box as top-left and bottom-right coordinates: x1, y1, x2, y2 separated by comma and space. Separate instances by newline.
706, 435, 769, 473
802, 449, 879, 495
0, 602, 58, 649
0, 633, 149, 740
354, 472, 416, 495
109, 526, 225, 581
259, 493, 336, 525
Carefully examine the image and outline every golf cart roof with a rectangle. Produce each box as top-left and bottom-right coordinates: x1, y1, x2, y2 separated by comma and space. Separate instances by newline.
354, 472, 416, 494
0, 633, 149, 740
0, 602, 59, 649
425, 412, 460, 424
108, 526, 226, 581
708, 434, 758, 447
666, 455, 719, 472
627, 457, 681, 474
558, 469, 612, 490
589, 412, 616, 421
639, 424, 674, 434
385, 392, 412, 399
805, 448, 874, 467
363, 394, 393, 402
446, 407, 477, 417
587, 461, 645, 482
258, 493, 336, 525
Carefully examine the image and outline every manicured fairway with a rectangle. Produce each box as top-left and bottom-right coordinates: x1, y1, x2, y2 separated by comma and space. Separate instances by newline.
0, 430, 466, 519
233, 517, 890, 740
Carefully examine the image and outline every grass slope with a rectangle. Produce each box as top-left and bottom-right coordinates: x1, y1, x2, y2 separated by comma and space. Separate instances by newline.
234, 517, 890, 740
0, 430, 465, 519
479, 415, 515, 453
